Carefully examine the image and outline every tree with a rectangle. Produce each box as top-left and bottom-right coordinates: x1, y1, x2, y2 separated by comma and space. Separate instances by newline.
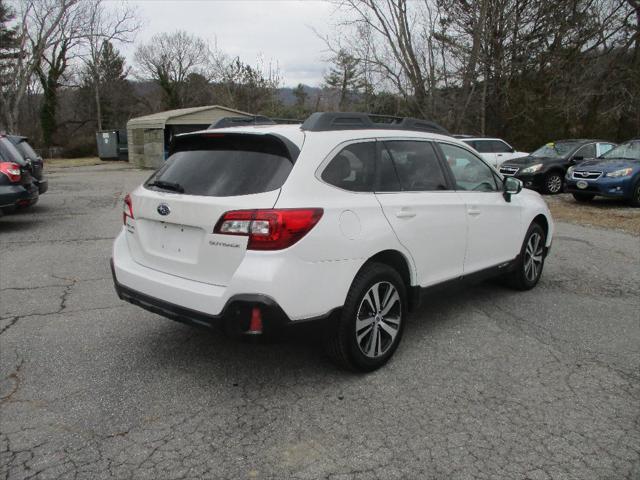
0, 0, 19, 93
324, 50, 363, 110
134, 31, 213, 109
82, 0, 139, 131
292, 83, 308, 108
217, 56, 281, 114
0, 0, 83, 134
83, 41, 133, 129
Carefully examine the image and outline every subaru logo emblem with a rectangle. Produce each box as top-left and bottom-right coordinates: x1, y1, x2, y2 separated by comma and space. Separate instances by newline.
157, 203, 170, 216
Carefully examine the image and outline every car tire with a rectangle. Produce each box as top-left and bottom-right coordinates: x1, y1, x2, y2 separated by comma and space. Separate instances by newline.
572, 193, 595, 203
629, 181, 640, 208
504, 223, 546, 291
324, 262, 407, 372
542, 172, 563, 195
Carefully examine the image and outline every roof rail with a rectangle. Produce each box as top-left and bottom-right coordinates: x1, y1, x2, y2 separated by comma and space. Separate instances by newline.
300, 112, 449, 135
209, 115, 276, 129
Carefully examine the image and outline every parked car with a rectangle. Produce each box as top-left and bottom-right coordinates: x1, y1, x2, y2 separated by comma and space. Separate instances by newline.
499, 139, 617, 194
565, 139, 640, 207
459, 137, 528, 168
0, 135, 38, 215
7, 135, 48, 194
111, 112, 554, 371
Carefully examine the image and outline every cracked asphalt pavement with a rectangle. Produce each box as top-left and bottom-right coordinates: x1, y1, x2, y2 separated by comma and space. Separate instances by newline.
1, 163, 639, 479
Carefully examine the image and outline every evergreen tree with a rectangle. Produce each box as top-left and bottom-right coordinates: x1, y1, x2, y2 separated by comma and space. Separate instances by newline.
324, 50, 363, 110
0, 1, 19, 96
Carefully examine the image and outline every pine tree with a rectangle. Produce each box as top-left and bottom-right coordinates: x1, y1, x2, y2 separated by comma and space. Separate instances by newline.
0, 0, 19, 93
324, 50, 363, 110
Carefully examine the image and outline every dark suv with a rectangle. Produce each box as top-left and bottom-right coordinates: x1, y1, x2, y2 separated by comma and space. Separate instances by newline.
7, 135, 48, 194
498, 139, 617, 194
0, 135, 38, 215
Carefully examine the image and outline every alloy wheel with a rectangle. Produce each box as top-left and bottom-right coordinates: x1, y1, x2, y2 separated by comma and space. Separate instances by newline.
524, 232, 544, 282
355, 282, 402, 358
547, 175, 562, 193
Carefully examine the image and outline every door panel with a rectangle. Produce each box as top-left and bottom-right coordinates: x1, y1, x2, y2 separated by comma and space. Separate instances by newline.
437, 142, 522, 273
376, 192, 467, 286
376, 140, 467, 286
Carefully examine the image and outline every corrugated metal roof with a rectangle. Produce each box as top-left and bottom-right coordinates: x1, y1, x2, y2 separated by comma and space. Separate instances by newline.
127, 105, 252, 129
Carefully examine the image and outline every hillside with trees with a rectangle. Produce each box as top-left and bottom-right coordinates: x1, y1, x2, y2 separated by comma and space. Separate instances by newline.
0, 0, 638, 155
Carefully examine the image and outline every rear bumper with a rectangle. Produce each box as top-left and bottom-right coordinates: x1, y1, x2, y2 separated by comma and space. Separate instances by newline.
111, 258, 336, 335
0, 183, 38, 211
36, 178, 48, 194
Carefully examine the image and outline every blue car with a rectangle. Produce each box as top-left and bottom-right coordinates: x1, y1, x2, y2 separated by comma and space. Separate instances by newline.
565, 139, 640, 207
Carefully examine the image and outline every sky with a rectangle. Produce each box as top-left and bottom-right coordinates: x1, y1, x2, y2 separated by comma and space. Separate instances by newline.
118, 0, 339, 87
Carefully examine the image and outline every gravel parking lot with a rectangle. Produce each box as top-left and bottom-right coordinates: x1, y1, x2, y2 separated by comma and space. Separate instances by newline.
1, 163, 639, 480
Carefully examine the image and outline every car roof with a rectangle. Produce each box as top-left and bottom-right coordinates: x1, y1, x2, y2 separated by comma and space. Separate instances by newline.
460, 137, 508, 142
179, 124, 461, 150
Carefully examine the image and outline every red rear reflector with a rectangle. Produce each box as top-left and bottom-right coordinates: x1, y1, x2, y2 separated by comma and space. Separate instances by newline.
247, 307, 263, 335
123, 194, 134, 225
214, 208, 323, 250
0, 162, 21, 183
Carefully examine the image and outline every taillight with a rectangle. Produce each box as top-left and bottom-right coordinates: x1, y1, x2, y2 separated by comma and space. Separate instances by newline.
214, 208, 323, 250
0, 162, 21, 183
123, 194, 134, 225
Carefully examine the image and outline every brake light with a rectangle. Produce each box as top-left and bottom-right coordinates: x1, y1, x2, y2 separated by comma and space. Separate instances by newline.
123, 194, 134, 224
0, 162, 21, 183
214, 208, 323, 250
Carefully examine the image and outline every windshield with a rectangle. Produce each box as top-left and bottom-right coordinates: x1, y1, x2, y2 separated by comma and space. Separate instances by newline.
146, 134, 293, 197
531, 142, 579, 159
601, 140, 640, 161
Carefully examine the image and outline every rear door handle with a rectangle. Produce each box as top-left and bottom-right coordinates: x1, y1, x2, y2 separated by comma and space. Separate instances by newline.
395, 209, 416, 219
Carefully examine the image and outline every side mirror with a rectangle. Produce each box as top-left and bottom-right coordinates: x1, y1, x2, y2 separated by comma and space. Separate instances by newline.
572, 155, 584, 162
508, 147, 515, 153
503, 176, 522, 202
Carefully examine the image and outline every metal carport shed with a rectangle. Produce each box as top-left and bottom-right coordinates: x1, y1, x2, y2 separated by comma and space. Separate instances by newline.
126, 105, 252, 168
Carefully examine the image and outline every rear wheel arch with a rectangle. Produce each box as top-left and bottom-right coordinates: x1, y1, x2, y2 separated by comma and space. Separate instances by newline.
358, 250, 415, 309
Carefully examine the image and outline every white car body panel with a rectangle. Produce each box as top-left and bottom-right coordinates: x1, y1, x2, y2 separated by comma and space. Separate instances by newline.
112, 124, 553, 323
462, 137, 529, 168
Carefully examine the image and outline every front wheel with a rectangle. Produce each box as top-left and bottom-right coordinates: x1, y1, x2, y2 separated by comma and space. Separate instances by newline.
504, 223, 547, 291
629, 181, 640, 208
324, 263, 407, 372
542, 172, 563, 194
572, 192, 595, 203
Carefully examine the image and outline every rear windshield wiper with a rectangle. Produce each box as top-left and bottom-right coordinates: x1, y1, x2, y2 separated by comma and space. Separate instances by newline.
147, 180, 184, 193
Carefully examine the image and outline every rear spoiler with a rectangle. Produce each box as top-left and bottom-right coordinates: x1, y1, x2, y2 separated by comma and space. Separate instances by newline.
169, 131, 301, 164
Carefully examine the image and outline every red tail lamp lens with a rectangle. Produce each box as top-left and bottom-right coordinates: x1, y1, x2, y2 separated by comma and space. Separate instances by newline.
214, 208, 323, 250
0, 162, 21, 183
123, 194, 134, 225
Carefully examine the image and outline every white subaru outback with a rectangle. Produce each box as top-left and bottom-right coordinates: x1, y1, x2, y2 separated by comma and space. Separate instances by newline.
111, 113, 553, 371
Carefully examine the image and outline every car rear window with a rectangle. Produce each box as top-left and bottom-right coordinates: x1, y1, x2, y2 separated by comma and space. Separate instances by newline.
15, 140, 39, 159
0, 138, 26, 165
145, 134, 294, 197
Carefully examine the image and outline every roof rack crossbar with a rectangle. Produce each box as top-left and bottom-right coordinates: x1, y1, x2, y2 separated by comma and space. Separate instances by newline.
300, 112, 449, 135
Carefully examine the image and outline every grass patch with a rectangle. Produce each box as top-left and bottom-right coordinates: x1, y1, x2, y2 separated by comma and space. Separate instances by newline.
545, 194, 640, 236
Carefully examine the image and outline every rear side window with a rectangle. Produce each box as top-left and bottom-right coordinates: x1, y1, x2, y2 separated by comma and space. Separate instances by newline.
490, 140, 512, 153
383, 141, 448, 191
146, 134, 293, 197
321, 142, 376, 192
468, 140, 493, 153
